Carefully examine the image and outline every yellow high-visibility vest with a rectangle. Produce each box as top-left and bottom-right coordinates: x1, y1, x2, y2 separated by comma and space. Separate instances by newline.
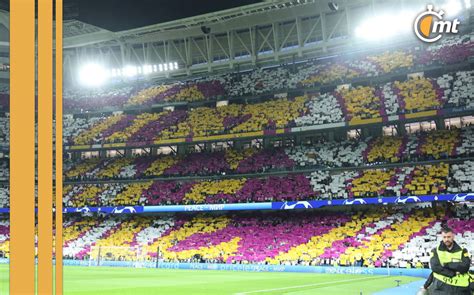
432, 246, 470, 287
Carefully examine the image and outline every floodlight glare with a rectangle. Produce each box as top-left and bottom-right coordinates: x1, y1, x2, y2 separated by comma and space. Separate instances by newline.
354, 13, 412, 41
159, 64, 163, 72
444, 0, 463, 16
169, 62, 174, 70
143, 65, 152, 75
174, 62, 178, 69
465, 0, 471, 9
78, 63, 108, 87
123, 65, 137, 77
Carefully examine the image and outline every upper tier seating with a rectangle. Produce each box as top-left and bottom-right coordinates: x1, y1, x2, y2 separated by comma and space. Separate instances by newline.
57, 33, 472, 112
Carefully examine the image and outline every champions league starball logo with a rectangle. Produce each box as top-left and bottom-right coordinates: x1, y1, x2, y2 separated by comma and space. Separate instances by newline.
280, 201, 313, 210
343, 199, 367, 205
451, 193, 474, 202
75, 206, 91, 213
394, 196, 422, 204
111, 206, 137, 214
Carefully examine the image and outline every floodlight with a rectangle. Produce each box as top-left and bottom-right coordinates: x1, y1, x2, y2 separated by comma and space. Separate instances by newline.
444, 0, 463, 16
328, 2, 338, 11
201, 26, 211, 34
159, 64, 163, 72
354, 12, 412, 41
465, 0, 471, 9
143, 65, 152, 75
123, 65, 137, 77
174, 62, 178, 69
78, 63, 108, 87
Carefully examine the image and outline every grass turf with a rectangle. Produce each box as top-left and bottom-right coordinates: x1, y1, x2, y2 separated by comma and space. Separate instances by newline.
0, 264, 420, 294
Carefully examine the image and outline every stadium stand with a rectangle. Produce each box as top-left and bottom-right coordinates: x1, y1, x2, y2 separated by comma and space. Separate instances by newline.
55, 33, 473, 112
62, 125, 474, 181
390, 213, 474, 268
126, 80, 225, 106
0, 219, 8, 258
63, 115, 107, 144
448, 161, 474, 193
0, 87, 8, 111
61, 69, 472, 146
0, 186, 8, 208
60, 160, 474, 207
294, 92, 344, 126
64, 85, 134, 111
1, 116, 472, 210
0, 16, 473, 283
448, 70, 474, 108
0, 113, 9, 146
0, 161, 8, 180
2, 205, 466, 267
418, 34, 474, 66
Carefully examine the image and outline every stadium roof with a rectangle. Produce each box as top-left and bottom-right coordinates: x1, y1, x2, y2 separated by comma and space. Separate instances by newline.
64, 0, 320, 48
76, 0, 263, 32
0, 0, 471, 83
0, 1, 322, 48
0, 9, 7, 44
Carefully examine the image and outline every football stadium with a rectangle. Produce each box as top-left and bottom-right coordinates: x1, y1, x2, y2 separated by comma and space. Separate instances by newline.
1, 0, 474, 294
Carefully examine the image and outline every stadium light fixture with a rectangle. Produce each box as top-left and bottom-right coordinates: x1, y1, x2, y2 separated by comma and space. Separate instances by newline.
443, 0, 463, 16
354, 12, 413, 41
465, 0, 471, 9
143, 65, 153, 75
78, 63, 108, 87
123, 65, 137, 77
328, 2, 338, 11
97, 62, 179, 80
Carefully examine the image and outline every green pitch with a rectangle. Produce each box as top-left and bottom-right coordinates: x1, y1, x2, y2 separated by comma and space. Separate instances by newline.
0, 264, 420, 294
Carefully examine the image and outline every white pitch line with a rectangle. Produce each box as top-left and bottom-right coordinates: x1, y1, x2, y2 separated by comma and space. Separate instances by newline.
234, 276, 378, 294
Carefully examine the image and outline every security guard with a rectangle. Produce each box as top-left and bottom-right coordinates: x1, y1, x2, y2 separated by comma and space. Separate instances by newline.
469, 270, 474, 294
429, 226, 471, 295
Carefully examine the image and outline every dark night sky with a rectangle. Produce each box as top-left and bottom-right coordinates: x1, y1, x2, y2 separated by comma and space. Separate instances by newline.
0, 0, 263, 31
75, 0, 262, 31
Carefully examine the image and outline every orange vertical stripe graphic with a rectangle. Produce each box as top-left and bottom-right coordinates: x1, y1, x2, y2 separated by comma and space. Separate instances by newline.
38, 0, 54, 293
420, 15, 433, 38
55, 0, 64, 293
10, 0, 36, 294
